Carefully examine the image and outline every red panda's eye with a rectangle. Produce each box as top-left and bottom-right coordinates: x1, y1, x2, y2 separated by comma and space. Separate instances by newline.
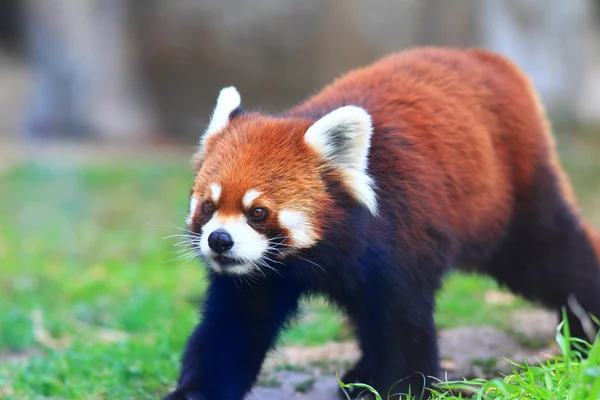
249, 207, 268, 222
203, 201, 215, 215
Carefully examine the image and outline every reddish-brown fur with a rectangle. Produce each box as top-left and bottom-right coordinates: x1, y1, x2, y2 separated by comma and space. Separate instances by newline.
291, 47, 599, 255
193, 47, 600, 254
170, 47, 600, 400
193, 116, 335, 240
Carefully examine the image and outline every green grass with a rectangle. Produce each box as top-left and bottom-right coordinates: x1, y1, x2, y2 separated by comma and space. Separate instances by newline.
339, 314, 600, 400
0, 137, 598, 398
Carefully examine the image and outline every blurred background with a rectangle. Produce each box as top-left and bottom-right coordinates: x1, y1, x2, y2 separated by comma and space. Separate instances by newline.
1, 1, 600, 398
2, 0, 600, 143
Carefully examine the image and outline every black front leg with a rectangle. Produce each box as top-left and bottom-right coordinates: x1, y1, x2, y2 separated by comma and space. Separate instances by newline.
165, 274, 301, 400
341, 280, 440, 400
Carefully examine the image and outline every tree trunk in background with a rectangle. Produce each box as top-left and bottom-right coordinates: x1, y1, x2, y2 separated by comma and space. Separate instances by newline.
131, 0, 483, 142
417, 0, 480, 47
480, 0, 600, 128
0, 0, 24, 54
19, 0, 596, 141
578, 1, 600, 127
22, 0, 154, 140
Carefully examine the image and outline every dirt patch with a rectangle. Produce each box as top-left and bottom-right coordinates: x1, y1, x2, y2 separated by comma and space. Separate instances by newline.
250, 372, 339, 400
509, 308, 558, 343
264, 342, 360, 371
438, 325, 556, 380
252, 309, 559, 399
0, 349, 42, 365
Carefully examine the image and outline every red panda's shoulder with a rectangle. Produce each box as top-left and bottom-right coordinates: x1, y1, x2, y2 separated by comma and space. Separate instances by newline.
288, 47, 556, 243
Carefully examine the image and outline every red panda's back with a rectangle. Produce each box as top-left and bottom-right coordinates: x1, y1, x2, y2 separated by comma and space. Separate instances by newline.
290, 47, 555, 247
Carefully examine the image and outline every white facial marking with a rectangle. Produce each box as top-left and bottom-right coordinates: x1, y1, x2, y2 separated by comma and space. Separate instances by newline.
278, 209, 316, 248
199, 211, 268, 275
210, 183, 222, 203
243, 189, 261, 209
226, 264, 256, 275
304, 105, 378, 215
186, 197, 199, 225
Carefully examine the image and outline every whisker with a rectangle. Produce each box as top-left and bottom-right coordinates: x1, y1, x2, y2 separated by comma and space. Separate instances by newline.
248, 271, 262, 284
262, 255, 285, 265
177, 239, 194, 246
163, 233, 196, 240
242, 274, 254, 289
268, 246, 285, 256
255, 265, 266, 279
174, 246, 195, 255
266, 237, 291, 243
171, 224, 202, 236
267, 240, 294, 247
266, 234, 290, 242
258, 258, 283, 277
160, 250, 200, 264
297, 255, 326, 274
233, 276, 242, 290
247, 260, 266, 279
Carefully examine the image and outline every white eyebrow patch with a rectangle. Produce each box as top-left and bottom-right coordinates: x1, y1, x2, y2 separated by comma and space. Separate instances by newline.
278, 209, 316, 248
243, 189, 261, 208
210, 183, 222, 203
186, 197, 199, 225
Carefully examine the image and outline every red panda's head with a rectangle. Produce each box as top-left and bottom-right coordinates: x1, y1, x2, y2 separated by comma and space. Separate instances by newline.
187, 87, 377, 275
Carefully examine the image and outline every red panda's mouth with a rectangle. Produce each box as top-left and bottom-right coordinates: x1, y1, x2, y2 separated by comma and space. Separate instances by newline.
213, 255, 243, 267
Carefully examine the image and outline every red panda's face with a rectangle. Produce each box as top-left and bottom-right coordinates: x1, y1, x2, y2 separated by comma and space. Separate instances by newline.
188, 117, 327, 275
186, 87, 377, 275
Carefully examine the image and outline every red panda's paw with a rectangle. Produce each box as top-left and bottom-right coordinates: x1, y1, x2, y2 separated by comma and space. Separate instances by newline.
162, 390, 205, 400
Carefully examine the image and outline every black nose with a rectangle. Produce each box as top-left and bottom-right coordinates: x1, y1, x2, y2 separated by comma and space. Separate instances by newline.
207, 229, 234, 254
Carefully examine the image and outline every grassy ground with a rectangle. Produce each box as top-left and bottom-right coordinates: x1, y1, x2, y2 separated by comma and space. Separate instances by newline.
341, 317, 600, 400
0, 137, 598, 399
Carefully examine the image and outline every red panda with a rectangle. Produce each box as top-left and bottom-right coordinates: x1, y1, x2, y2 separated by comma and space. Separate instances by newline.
164, 47, 600, 400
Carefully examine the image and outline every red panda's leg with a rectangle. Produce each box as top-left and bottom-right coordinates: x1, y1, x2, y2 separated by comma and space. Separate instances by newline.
338, 275, 440, 400
164, 273, 301, 400
485, 166, 600, 342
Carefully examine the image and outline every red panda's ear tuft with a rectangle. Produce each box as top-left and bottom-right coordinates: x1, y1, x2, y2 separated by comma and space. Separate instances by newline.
304, 106, 378, 215
194, 86, 242, 165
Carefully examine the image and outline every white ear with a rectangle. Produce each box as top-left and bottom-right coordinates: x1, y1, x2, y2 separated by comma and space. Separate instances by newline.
304, 106, 378, 215
196, 86, 241, 160
205, 86, 241, 137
